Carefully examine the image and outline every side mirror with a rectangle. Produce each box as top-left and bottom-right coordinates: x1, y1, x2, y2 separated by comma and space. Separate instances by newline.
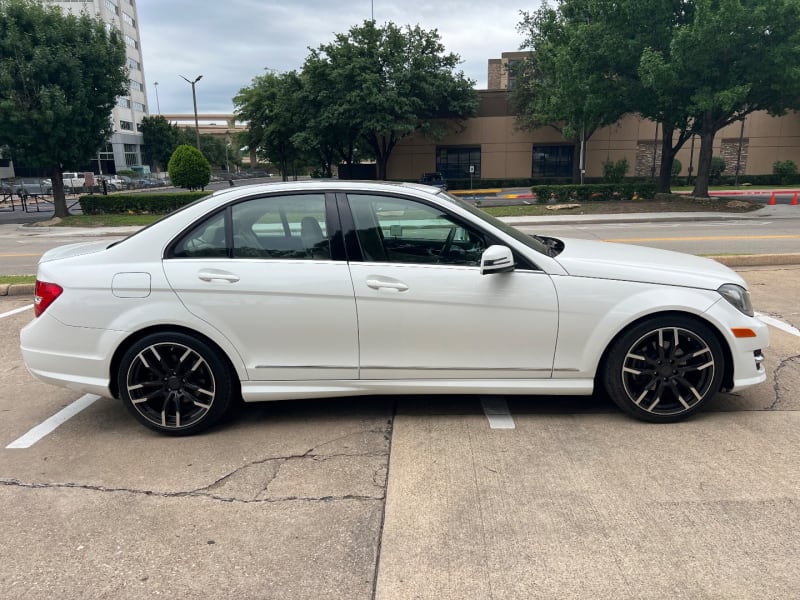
480, 245, 515, 275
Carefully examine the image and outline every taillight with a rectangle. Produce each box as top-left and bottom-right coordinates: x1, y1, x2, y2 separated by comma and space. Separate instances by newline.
34, 280, 63, 317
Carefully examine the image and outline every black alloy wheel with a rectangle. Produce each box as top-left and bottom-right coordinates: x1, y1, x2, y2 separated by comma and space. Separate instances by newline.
603, 316, 725, 422
118, 332, 233, 435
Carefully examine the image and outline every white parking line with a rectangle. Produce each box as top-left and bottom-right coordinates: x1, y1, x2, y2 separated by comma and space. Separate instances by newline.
0, 304, 33, 319
6, 394, 100, 449
756, 312, 800, 337
480, 397, 515, 429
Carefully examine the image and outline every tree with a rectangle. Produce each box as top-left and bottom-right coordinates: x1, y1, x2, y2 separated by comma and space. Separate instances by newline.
301, 47, 370, 174
514, 2, 632, 182
663, 0, 800, 197
0, 0, 127, 217
168, 144, 210, 190
234, 71, 307, 181
139, 116, 180, 172
309, 21, 478, 180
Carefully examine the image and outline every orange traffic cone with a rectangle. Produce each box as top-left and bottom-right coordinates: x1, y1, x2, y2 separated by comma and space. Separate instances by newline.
768, 192, 776, 205
792, 193, 798, 206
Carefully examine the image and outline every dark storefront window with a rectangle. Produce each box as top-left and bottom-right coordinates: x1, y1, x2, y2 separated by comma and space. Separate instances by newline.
436, 147, 481, 179
532, 145, 574, 178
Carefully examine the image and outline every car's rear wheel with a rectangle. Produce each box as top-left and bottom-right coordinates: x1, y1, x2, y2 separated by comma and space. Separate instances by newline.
118, 332, 233, 435
603, 316, 724, 422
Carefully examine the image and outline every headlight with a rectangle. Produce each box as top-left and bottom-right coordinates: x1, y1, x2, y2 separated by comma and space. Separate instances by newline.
718, 284, 754, 317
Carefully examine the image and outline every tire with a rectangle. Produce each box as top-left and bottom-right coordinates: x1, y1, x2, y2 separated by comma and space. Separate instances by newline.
603, 316, 725, 423
117, 332, 233, 435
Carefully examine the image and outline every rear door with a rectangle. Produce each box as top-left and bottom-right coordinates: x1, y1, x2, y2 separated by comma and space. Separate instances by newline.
163, 192, 359, 381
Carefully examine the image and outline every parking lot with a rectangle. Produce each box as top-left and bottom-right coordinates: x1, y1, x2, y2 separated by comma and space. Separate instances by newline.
1, 266, 799, 599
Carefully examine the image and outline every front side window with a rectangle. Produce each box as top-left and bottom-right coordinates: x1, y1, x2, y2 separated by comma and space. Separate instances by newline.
348, 194, 486, 266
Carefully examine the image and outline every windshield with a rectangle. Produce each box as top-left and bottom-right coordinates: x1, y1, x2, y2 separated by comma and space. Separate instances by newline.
438, 191, 550, 255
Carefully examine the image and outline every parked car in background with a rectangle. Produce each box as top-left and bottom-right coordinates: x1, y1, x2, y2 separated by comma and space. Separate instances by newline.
14, 179, 53, 198
61, 172, 86, 192
419, 172, 447, 190
20, 181, 768, 436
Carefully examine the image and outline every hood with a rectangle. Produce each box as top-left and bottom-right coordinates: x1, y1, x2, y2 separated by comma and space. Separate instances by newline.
39, 240, 114, 263
552, 238, 745, 290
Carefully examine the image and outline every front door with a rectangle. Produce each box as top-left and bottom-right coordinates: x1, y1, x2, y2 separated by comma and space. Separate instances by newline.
344, 193, 559, 380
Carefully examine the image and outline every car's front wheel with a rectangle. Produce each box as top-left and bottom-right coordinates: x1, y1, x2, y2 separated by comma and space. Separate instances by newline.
603, 316, 725, 422
118, 332, 233, 435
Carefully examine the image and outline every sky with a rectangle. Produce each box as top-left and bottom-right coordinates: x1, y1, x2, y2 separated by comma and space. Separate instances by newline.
136, 0, 537, 116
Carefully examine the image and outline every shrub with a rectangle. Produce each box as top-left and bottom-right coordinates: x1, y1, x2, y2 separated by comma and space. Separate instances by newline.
168, 144, 211, 190
710, 156, 726, 183
772, 160, 798, 184
671, 158, 682, 176
79, 192, 210, 215
530, 182, 657, 203
602, 158, 629, 183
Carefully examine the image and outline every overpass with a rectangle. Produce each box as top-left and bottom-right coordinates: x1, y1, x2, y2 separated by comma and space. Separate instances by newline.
159, 114, 248, 138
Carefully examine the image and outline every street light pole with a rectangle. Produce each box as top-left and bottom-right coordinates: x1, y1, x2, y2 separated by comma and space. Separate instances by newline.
153, 81, 161, 114
179, 74, 203, 150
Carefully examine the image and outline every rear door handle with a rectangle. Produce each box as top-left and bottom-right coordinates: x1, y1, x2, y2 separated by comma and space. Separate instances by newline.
366, 277, 408, 292
198, 269, 240, 283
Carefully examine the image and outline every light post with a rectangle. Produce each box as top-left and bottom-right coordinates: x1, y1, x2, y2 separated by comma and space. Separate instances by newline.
153, 81, 161, 114
179, 74, 203, 149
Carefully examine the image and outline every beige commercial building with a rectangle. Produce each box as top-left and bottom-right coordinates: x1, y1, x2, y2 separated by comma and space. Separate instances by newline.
388, 52, 800, 182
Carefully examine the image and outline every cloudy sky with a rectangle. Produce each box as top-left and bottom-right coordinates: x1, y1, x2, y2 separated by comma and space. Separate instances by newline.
136, 0, 537, 116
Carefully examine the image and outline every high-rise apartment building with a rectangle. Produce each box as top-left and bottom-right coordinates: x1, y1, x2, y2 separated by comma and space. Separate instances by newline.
46, 0, 147, 173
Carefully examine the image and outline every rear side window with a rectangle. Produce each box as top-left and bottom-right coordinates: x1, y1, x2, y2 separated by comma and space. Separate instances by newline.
231, 194, 329, 259
170, 194, 332, 260
172, 211, 227, 258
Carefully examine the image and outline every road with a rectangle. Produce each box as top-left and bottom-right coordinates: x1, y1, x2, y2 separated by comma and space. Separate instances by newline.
1, 265, 799, 599
517, 215, 800, 256
1, 211, 799, 275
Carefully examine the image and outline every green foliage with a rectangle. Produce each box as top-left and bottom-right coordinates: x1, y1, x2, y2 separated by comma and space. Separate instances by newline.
79, 192, 209, 215
236, 21, 478, 181
709, 156, 726, 182
602, 158, 629, 183
513, 2, 634, 180
531, 183, 658, 204
308, 21, 478, 179
654, 0, 800, 196
235, 71, 307, 180
139, 116, 180, 170
772, 160, 798, 183
0, 0, 128, 216
168, 145, 211, 190
671, 158, 682, 176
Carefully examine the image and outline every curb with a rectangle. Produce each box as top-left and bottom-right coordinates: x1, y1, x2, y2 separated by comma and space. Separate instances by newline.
0, 283, 35, 297
708, 253, 800, 267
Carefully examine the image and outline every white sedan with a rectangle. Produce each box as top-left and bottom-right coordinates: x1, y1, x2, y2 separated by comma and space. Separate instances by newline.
20, 181, 768, 435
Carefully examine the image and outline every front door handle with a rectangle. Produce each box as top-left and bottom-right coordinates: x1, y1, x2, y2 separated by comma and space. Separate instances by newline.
198, 269, 240, 283
366, 277, 409, 292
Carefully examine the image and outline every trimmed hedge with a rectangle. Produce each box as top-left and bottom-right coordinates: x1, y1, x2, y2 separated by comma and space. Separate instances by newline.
79, 192, 211, 215
531, 182, 658, 203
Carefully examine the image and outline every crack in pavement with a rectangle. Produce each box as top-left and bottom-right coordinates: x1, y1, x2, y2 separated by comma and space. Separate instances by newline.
768, 353, 800, 410
2, 425, 393, 505
0, 478, 384, 504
